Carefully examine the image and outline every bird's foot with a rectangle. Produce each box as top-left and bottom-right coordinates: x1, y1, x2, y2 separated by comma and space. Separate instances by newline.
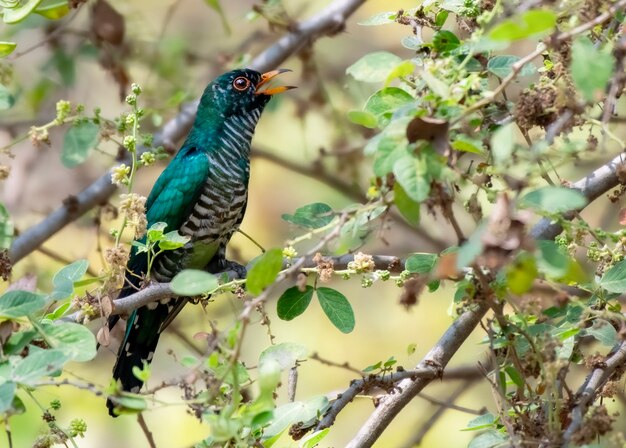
206, 258, 247, 280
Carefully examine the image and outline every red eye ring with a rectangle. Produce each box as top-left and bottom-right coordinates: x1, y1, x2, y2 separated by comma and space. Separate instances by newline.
232, 76, 251, 91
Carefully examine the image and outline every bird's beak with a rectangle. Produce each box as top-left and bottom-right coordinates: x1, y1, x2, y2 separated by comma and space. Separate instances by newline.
255, 69, 296, 95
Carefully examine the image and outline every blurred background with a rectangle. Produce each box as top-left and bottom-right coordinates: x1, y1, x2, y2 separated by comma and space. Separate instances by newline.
2, 0, 623, 447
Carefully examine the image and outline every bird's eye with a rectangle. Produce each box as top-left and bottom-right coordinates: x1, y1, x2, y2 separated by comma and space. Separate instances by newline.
232, 76, 251, 91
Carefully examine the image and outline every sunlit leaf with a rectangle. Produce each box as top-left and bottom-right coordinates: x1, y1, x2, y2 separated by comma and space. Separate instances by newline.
170, 270, 219, 295
316, 287, 355, 333
0, 291, 45, 318
246, 248, 283, 295
346, 51, 402, 82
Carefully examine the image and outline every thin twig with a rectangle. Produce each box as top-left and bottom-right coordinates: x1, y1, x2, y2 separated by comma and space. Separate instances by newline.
137, 413, 157, 448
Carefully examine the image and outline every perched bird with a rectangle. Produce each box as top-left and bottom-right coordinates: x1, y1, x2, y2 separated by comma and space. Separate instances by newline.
106, 68, 293, 416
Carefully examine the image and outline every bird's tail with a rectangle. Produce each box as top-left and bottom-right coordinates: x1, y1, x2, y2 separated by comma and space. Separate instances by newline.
106, 305, 163, 417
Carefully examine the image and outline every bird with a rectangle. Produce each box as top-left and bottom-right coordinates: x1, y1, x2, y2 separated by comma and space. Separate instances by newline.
105, 68, 294, 416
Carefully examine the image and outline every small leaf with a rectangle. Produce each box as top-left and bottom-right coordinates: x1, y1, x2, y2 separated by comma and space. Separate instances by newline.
158, 231, 190, 250
364, 87, 414, 118
536, 240, 569, 278
246, 248, 283, 295
491, 123, 515, 166
0, 41, 16, 58
358, 11, 397, 26
147, 222, 167, 242
61, 121, 100, 168
451, 137, 484, 154
34, 0, 69, 19
0, 382, 16, 413
463, 412, 496, 431
0, 203, 13, 250
282, 203, 334, 229
393, 182, 420, 226
12, 349, 69, 385
432, 30, 460, 54
488, 9, 557, 41
586, 319, 618, 346
277, 286, 314, 320
405, 253, 437, 274
519, 186, 587, 213
263, 396, 329, 438
259, 342, 309, 371
347, 110, 377, 128
3, 0, 44, 23
571, 36, 615, 102
40, 322, 97, 362
468, 430, 508, 448
49, 259, 89, 300
316, 287, 355, 333
393, 155, 430, 202
110, 395, 147, 415
346, 51, 402, 82
170, 269, 219, 296
506, 253, 538, 295
0, 85, 15, 110
0, 291, 45, 318
601, 260, 626, 293
299, 429, 330, 448
487, 55, 536, 78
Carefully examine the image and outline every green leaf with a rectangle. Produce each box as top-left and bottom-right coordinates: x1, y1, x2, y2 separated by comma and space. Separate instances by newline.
12, 349, 68, 385
536, 240, 569, 278
432, 30, 460, 54
505, 366, 524, 389
385, 60, 415, 85
203, 0, 230, 33
34, 0, 69, 19
401, 35, 423, 50
3, 0, 43, 23
519, 186, 587, 213
0, 203, 13, 249
158, 230, 190, 250
451, 136, 484, 154
468, 430, 508, 448
571, 36, 615, 102
491, 123, 515, 166
487, 55, 536, 78
50, 259, 89, 300
300, 429, 330, 448
488, 9, 557, 41
358, 11, 397, 26
347, 110, 377, 128
61, 121, 99, 168
282, 203, 334, 229
316, 287, 355, 333
586, 319, 618, 346
456, 223, 487, 269
601, 260, 626, 293
45, 301, 71, 321
0, 382, 15, 413
346, 51, 402, 82
0, 85, 15, 110
0, 41, 16, 58
246, 248, 283, 295
364, 87, 414, 118
393, 155, 430, 202
147, 222, 167, 242
259, 342, 309, 371
421, 69, 449, 98
40, 322, 97, 362
4, 330, 36, 356
0, 291, 45, 319
277, 286, 314, 320
405, 253, 437, 274
393, 182, 420, 226
263, 396, 329, 438
110, 395, 147, 415
506, 253, 538, 295
170, 270, 219, 296
463, 412, 496, 431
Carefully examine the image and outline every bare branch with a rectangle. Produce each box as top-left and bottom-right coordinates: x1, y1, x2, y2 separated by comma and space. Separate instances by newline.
561, 341, 626, 446
9, 0, 368, 264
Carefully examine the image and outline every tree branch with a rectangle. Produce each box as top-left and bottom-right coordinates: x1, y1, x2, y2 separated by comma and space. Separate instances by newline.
8, 0, 367, 264
561, 340, 626, 446
340, 150, 626, 447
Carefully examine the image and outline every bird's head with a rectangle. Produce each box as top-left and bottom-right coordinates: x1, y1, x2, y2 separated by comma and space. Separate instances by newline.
199, 68, 294, 119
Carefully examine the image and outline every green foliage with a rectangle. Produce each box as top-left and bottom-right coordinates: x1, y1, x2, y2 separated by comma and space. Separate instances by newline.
600, 259, 626, 293
49, 259, 88, 300
170, 269, 219, 296
61, 121, 100, 168
316, 287, 355, 333
488, 9, 556, 41
0, 41, 16, 58
277, 285, 314, 320
571, 37, 615, 102
405, 253, 438, 274
282, 203, 334, 229
0, 84, 14, 109
519, 186, 587, 213
346, 51, 402, 82
487, 55, 536, 78
246, 248, 284, 295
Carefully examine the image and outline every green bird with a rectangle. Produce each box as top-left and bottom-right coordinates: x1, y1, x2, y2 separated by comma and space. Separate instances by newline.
106, 68, 293, 416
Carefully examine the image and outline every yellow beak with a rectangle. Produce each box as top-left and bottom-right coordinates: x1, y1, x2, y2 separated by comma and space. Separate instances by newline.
255, 69, 296, 95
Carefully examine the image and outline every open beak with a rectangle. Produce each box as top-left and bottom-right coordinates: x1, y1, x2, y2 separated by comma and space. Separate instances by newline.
255, 69, 296, 95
